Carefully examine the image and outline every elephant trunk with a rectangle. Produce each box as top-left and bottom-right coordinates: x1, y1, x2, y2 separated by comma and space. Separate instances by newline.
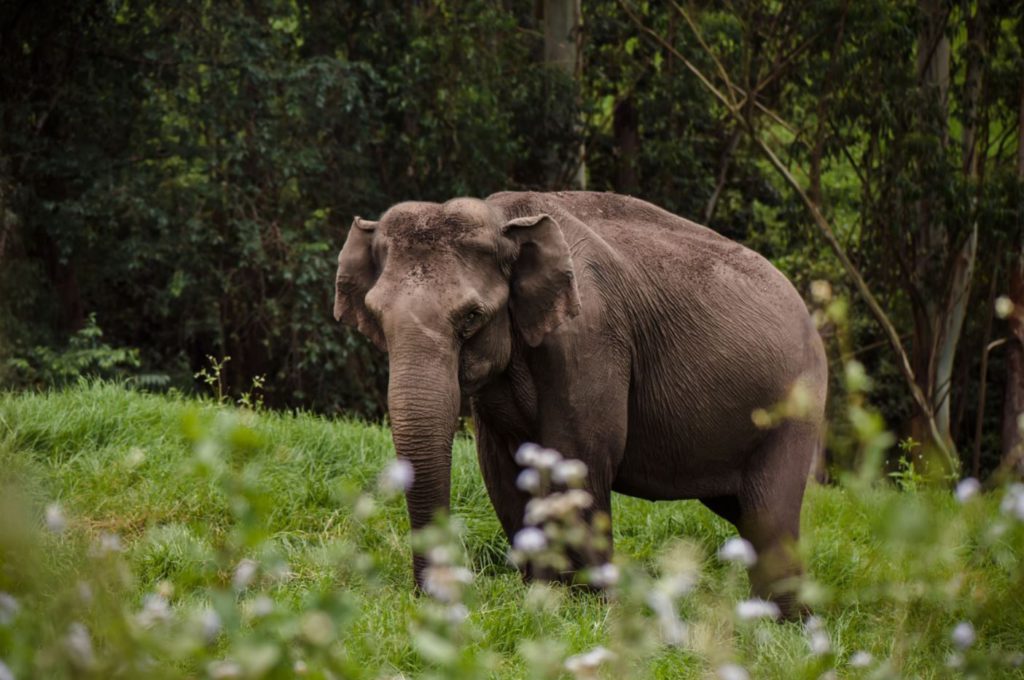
386, 333, 461, 588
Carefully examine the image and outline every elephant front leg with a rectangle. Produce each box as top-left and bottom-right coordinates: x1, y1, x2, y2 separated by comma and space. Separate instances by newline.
525, 355, 628, 586
476, 421, 617, 586
474, 424, 532, 574
534, 437, 616, 584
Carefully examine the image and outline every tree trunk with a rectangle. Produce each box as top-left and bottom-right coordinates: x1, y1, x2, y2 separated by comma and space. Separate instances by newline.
613, 95, 639, 195
907, 0, 959, 468
542, 0, 585, 189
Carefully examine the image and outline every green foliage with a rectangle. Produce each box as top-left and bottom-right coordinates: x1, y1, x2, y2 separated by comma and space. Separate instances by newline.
0, 0, 579, 416
2, 314, 141, 388
1, 1, 1021, 471
1, 382, 1023, 678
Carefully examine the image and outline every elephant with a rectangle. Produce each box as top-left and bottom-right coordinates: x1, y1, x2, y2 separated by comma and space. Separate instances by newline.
333, 191, 827, 616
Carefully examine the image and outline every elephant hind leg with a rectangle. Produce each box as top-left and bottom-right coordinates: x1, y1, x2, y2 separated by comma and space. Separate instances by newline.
734, 420, 817, 620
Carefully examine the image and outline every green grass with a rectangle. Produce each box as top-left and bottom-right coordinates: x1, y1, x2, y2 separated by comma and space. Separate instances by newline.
1, 383, 1022, 679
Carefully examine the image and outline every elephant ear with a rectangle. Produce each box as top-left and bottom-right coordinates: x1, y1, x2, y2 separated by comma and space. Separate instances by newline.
503, 213, 581, 347
334, 217, 386, 351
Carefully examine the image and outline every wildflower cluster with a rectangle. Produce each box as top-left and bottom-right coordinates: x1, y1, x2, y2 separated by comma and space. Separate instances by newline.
509, 444, 612, 584
1, 348, 1024, 679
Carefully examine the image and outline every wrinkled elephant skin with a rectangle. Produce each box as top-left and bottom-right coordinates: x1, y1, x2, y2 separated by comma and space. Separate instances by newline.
333, 191, 827, 617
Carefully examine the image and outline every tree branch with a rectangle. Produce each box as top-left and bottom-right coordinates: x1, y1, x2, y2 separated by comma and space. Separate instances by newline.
620, 0, 958, 472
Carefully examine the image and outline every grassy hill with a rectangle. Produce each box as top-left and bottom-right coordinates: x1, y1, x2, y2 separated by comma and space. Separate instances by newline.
1, 383, 1022, 679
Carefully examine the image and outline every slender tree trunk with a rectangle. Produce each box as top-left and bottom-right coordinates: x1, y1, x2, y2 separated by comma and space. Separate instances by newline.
973, 273, 999, 477
908, 0, 958, 463
704, 128, 740, 225
935, 227, 978, 438
613, 95, 639, 195
543, 0, 585, 188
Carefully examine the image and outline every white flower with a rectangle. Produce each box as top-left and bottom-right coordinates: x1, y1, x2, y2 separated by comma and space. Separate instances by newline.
208, 660, 243, 679
515, 443, 561, 469
135, 593, 172, 628
565, 646, 615, 678
64, 623, 95, 670
946, 652, 964, 669
552, 459, 588, 486
660, 572, 697, 598
955, 477, 981, 504
718, 537, 757, 567
0, 660, 13, 680
658, 612, 688, 646
354, 495, 376, 518
524, 498, 551, 524
250, 595, 274, 618
563, 489, 594, 510
995, 296, 1015, 319
96, 532, 123, 554
952, 621, 975, 650
300, 611, 335, 646
805, 616, 830, 655
736, 598, 781, 621
533, 449, 561, 470
293, 659, 309, 675
516, 468, 541, 494
515, 443, 543, 466
423, 565, 474, 603
379, 459, 414, 493
233, 558, 259, 590
45, 503, 67, 533
513, 527, 547, 553
849, 651, 873, 668
200, 608, 221, 643
76, 582, 93, 604
428, 546, 453, 566
716, 663, 750, 680
524, 489, 595, 524
0, 593, 19, 626
1001, 484, 1024, 521
589, 563, 619, 587
647, 589, 689, 645
446, 603, 470, 624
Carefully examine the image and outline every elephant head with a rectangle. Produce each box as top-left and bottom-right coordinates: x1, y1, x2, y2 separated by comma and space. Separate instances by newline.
333, 198, 580, 585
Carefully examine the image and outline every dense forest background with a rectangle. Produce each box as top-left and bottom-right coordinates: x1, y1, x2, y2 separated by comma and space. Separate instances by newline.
1, 0, 1022, 478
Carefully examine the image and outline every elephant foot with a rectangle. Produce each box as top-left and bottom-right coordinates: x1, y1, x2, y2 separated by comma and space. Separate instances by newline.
748, 541, 807, 621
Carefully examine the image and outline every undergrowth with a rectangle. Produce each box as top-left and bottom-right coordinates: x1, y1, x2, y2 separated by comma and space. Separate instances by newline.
0, 383, 1022, 678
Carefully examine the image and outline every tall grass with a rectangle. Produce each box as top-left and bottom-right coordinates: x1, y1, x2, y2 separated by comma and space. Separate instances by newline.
1, 382, 1022, 679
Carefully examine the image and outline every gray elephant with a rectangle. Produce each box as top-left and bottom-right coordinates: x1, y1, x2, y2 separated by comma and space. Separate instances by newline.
334, 191, 827, 616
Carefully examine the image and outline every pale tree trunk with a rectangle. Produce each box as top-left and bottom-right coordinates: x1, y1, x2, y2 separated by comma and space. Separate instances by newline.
935, 1, 984, 447
543, 0, 585, 189
909, 0, 957, 460
1001, 17, 1024, 474
935, 228, 978, 439
907, 0, 980, 469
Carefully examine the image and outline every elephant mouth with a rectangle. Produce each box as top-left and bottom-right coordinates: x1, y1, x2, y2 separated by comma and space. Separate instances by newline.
459, 377, 485, 396
458, 369, 491, 396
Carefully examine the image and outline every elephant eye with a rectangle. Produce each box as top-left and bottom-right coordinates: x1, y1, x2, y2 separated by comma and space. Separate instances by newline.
459, 308, 485, 338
